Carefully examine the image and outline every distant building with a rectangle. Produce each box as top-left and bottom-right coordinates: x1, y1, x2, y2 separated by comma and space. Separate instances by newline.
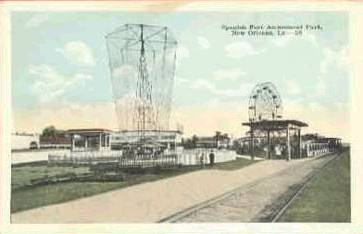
11, 132, 40, 150
68, 128, 111, 151
111, 130, 183, 151
39, 134, 71, 149
234, 136, 265, 155
301, 133, 342, 157
195, 135, 230, 149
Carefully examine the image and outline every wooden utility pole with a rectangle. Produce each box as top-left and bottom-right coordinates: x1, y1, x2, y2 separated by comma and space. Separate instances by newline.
267, 130, 270, 159
298, 128, 302, 158
250, 128, 254, 161
286, 124, 291, 161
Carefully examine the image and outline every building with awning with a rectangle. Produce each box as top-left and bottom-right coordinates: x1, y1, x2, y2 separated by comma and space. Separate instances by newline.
67, 128, 112, 151
110, 130, 183, 152
242, 119, 308, 160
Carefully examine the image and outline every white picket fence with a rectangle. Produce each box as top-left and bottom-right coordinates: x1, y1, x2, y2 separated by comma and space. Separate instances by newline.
305, 143, 331, 157
12, 149, 69, 165
177, 149, 237, 166
306, 148, 331, 157
48, 149, 238, 166
70, 150, 123, 158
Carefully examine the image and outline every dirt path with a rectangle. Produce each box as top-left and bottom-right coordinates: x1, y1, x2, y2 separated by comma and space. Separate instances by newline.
174, 155, 336, 222
11, 156, 331, 223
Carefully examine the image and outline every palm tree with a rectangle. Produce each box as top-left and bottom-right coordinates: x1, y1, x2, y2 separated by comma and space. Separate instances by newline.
191, 135, 198, 148
215, 131, 222, 148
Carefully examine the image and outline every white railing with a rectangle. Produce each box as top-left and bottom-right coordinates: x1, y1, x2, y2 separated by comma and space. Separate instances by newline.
48, 150, 123, 165
70, 150, 123, 158
48, 149, 238, 166
177, 149, 237, 166
305, 143, 331, 157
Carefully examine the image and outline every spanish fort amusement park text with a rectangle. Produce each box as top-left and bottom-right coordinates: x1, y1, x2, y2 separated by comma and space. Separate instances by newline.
221, 24, 323, 37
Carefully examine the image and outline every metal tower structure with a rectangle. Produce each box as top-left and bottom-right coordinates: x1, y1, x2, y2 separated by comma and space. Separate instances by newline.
136, 25, 153, 140
106, 24, 178, 142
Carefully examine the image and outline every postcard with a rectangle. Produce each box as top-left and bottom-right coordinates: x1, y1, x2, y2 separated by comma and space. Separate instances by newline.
1, 1, 363, 234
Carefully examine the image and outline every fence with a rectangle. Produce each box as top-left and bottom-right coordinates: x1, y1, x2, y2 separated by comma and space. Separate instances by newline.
177, 149, 237, 166
12, 149, 69, 165
48, 149, 238, 167
48, 150, 123, 166
305, 143, 331, 157
118, 154, 178, 168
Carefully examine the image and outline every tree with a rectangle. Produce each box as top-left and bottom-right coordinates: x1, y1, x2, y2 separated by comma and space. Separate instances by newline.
41, 126, 65, 138
215, 131, 222, 148
181, 136, 199, 149
191, 135, 198, 148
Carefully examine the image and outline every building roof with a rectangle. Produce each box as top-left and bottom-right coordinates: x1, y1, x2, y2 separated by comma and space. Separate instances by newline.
321, 137, 341, 140
118, 129, 183, 134
40, 135, 71, 144
242, 119, 308, 131
196, 137, 217, 144
67, 128, 112, 134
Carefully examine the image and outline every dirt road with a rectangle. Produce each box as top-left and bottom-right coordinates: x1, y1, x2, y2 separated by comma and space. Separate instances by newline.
11, 156, 333, 223
172, 155, 336, 222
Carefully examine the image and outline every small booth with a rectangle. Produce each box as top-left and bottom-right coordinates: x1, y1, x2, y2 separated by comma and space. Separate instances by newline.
242, 120, 308, 161
68, 128, 111, 152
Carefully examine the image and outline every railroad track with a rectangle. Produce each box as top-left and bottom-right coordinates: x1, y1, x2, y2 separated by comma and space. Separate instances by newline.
270, 152, 341, 222
159, 153, 342, 223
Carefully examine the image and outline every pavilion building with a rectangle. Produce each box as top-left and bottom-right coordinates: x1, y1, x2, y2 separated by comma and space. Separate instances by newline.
242, 119, 308, 160
68, 128, 112, 152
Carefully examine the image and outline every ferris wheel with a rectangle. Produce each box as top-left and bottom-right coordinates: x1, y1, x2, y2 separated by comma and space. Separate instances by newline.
248, 82, 283, 122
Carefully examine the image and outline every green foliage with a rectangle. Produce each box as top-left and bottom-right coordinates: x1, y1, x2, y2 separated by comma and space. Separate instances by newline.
12, 165, 89, 190
182, 135, 199, 149
11, 157, 256, 213
41, 125, 66, 137
278, 151, 351, 222
11, 182, 125, 213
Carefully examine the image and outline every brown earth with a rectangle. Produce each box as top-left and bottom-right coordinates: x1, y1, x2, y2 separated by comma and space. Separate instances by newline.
11, 156, 332, 223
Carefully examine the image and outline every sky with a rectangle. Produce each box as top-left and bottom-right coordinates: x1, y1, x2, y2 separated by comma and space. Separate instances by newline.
11, 11, 350, 141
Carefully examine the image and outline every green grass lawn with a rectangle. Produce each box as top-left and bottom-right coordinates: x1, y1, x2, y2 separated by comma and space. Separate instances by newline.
11, 157, 256, 213
12, 182, 124, 213
278, 150, 351, 222
12, 165, 90, 190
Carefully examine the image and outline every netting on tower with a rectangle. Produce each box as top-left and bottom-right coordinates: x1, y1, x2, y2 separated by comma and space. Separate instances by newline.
106, 24, 178, 138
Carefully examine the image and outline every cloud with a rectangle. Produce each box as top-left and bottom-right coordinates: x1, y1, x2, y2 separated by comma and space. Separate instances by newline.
112, 64, 136, 78
29, 64, 92, 103
13, 101, 119, 133
310, 47, 348, 98
26, 14, 49, 28
320, 47, 348, 74
224, 41, 262, 58
190, 78, 253, 98
280, 99, 350, 141
213, 68, 246, 81
176, 45, 190, 59
176, 77, 189, 85
315, 76, 327, 96
304, 33, 319, 47
190, 78, 214, 90
284, 79, 301, 95
272, 34, 294, 47
272, 33, 319, 48
197, 36, 210, 49
170, 105, 244, 137
56, 41, 95, 66
176, 45, 190, 66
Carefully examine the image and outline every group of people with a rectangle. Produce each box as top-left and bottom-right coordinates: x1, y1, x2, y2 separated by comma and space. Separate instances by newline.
199, 150, 215, 168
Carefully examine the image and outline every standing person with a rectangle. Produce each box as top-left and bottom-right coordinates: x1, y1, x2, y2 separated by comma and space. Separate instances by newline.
209, 150, 215, 167
199, 152, 205, 168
